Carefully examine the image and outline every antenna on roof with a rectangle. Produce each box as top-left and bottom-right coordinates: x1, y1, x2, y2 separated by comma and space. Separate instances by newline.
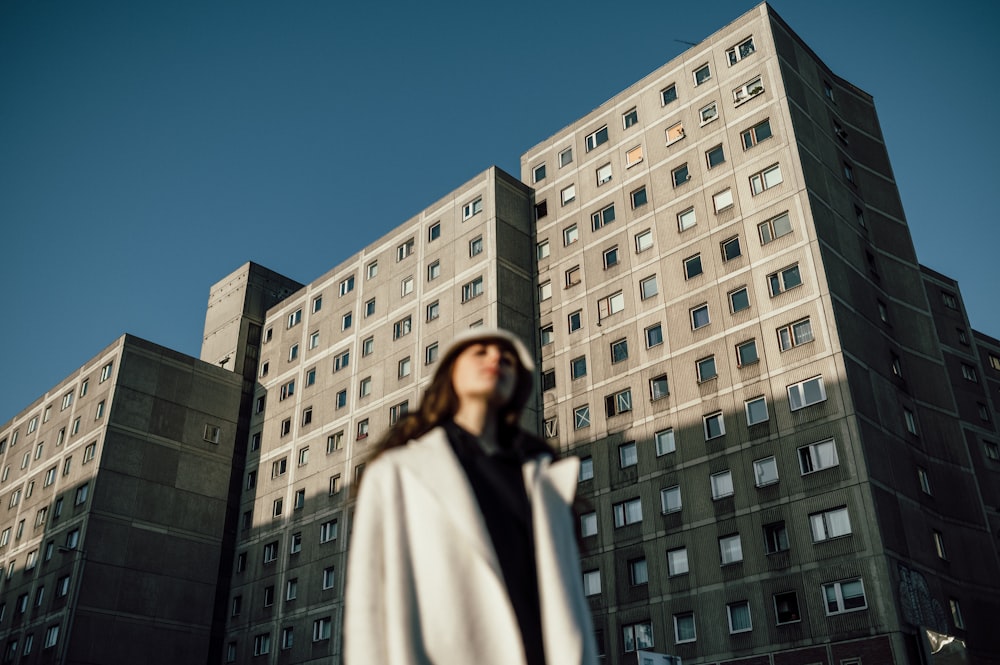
675, 39, 698, 46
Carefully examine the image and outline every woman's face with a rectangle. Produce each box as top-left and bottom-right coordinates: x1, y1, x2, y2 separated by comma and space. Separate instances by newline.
451, 342, 520, 407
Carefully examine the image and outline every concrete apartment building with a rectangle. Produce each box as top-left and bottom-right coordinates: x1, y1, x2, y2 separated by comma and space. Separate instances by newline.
0, 335, 244, 664
2, 3, 1000, 665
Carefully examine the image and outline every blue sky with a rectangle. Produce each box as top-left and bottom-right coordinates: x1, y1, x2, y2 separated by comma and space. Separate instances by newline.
2, 0, 997, 422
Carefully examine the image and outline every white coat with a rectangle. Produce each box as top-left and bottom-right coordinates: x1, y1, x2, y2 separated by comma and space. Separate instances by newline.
344, 426, 598, 665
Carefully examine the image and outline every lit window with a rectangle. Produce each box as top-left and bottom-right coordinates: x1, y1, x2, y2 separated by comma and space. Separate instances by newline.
677, 207, 696, 231
823, 578, 867, 615
665, 121, 685, 145
655, 429, 675, 456
713, 189, 734, 213
462, 197, 483, 220
619, 442, 637, 468
661, 485, 681, 513
750, 164, 783, 195
693, 64, 711, 85
719, 534, 743, 565
745, 395, 768, 425
613, 497, 642, 527
798, 439, 839, 474
585, 125, 609, 152
759, 212, 792, 244
711, 470, 734, 499
667, 547, 688, 576
563, 224, 579, 245
625, 145, 644, 168
768, 264, 802, 296
591, 203, 616, 230
661, 84, 678, 106
672, 163, 690, 187
704, 412, 725, 440
741, 118, 772, 148
788, 376, 826, 410
635, 229, 653, 253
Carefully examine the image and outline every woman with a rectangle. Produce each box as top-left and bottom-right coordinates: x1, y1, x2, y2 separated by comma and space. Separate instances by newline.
344, 327, 597, 665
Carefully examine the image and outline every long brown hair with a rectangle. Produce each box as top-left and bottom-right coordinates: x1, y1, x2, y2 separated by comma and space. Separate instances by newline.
373, 337, 539, 457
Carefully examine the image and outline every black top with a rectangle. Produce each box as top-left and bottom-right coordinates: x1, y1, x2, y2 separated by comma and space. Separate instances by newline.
444, 420, 547, 665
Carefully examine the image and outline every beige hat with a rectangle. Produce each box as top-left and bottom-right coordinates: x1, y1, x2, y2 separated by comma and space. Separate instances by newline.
438, 327, 535, 372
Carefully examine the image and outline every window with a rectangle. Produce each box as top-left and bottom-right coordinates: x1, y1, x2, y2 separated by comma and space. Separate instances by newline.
721, 235, 741, 261
280, 380, 295, 401
400, 275, 415, 297
961, 364, 979, 382
568, 310, 583, 332
463, 276, 484, 302
764, 522, 789, 554
704, 411, 725, 440
719, 534, 743, 565
750, 164, 783, 194
933, 530, 947, 559
950, 599, 965, 630
44, 467, 56, 486
366, 260, 378, 279
393, 316, 412, 339
585, 125, 609, 152
280, 627, 293, 650
320, 519, 338, 544
677, 207, 696, 231
623, 621, 654, 652
753, 456, 778, 487
823, 578, 867, 614
565, 266, 581, 287
696, 356, 717, 382
665, 121, 685, 145
843, 162, 855, 184
711, 470, 734, 499
661, 485, 681, 513
340, 312, 352, 331
706, 144, 725, 168
598, 291, 625, 318
799, 439, 839, 474
305, 367, 316, 386
263, 541, 279, 563
629, 558, 648, 585
563, 224, 579, 245
334, 350, 350, 372
398, 357, 411, 378
603, 245, 622, 269
541, 370, 556, 392
545, 418, 558, 439
280, 417, 292, 436
329, 474, 342, 495
396, 238, 416, 262
984, 440, 1000, 461
729, 286, 751, 313
272, 458, 287, 478
573, 405, 591, 430
667, 547, 688, 576
253, 634, 270, 656
357, 419, 369, 440
672, 163, 690, 187
635, 229, 653, 253
942, 291, 959, 309
638, 275, 658, 300
596, 163, 613, 185
699, 103, 718, 124
424, 342, 440, 365
297, 446, 310, 466
570, 356, 587, 380
918, 467, 932, 495
61, 392, 73, 410
661, 83, 678, 105
559, 147, 573, 167
713, 188, 734, 213
610, 338, 629, 363
583, 570, 601, 596
759, 212, 792, 244
532, 163, 546, 183
605, 388, 632, 417
313, 617, 332, 642
322, 566, 336, 590
690, 304, 710, 330
625, 145, 644, 168
788, 376, 826, 410
536, 240, 550, 260
741, 118, 772, 149
684, 254, 703, 280
578, 456, 594, 481
591, 203, 615, 230
745, 395, 768, 425
339, 275, 356, 297
768, 264, 802, 296
727, 36, 755, 64
287, 309, 302, 328
619, 441, 637, 468
363, 297, 376, 317
613, 497, 642, 527
693, 63, 711, 85
580, 511, 598, 537
534, 200, 547, 220
462, 197, 483, 220
630, 186, 648, 209
778, 318, 813, 351
75, 483, 89, 505
728, 601, 753, 634
674, 612, 696, 643
311, 294, 323, 313
645, 324, 663, 348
